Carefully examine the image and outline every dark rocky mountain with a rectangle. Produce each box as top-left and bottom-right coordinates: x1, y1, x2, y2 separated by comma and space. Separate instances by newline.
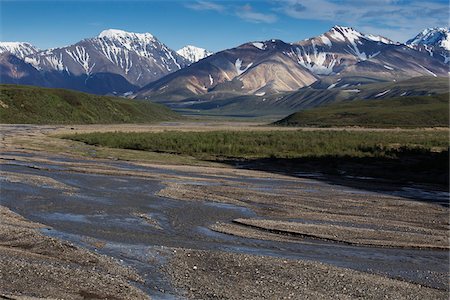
135, 26, 448, 106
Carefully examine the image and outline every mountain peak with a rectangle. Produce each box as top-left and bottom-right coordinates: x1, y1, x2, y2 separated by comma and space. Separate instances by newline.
407, 27, 450, 50
332, 25, 356, 32
331, 25, 362, 36
327, 26, 365, 43
327, 25, 395, 44
177, 45, 212, 64
98, 29, 154, 41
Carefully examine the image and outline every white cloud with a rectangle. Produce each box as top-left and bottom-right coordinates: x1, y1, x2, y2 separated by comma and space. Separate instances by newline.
236, 4, 278, 24
185, 0, 225, 13
276, 0, 449, 42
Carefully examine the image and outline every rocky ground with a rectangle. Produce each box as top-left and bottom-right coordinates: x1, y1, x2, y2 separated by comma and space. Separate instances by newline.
0, 206, 149, 299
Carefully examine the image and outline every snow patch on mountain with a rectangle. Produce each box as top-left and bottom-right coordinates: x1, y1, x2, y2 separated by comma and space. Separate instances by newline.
365, 34, 396, 45
295, 46, 337, 75
252, 42, 266, 50
320, 35, 332, 47
235, 58, 253, 75
375, 89, 391, 97
327, 82, 338, 89
209, 74, 214, 85
417, 64, 437, 77
66, 46, 95, 75
177, 45, 212, 64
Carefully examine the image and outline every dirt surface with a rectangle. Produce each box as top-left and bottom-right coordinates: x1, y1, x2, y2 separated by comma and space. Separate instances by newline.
164, 248, 447, 300
0, 206, 149, 300
0, 123, 449, 299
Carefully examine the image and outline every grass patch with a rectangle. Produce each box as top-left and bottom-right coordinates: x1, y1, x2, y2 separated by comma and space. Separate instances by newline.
274, 93, 449, 128
62, 130, 449, 160
0, 84, 181, 124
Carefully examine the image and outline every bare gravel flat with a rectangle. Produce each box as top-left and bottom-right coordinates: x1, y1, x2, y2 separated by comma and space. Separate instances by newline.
164, 248, 447, 300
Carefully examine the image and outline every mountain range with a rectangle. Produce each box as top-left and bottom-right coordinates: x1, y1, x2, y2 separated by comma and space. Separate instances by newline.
136, 26, 448, 104
1, 26, 448, 114
0, 29, 200, 94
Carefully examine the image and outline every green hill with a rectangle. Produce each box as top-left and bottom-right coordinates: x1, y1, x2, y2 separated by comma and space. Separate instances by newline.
274, 93, 449, 128
0, 85, 181, 124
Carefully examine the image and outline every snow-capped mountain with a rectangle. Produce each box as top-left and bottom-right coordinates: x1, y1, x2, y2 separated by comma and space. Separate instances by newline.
291, 26, 398, 75
136, 26, 448, 104
176, 45, 213, 64
0, 42, 38, 59
288, 25, 448, 88
23, 29, 188, 89
406, 28, 450, 64
0, 29, 189, 94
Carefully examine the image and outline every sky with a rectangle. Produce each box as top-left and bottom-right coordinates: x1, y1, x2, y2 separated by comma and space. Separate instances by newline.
1, 0, 449, 52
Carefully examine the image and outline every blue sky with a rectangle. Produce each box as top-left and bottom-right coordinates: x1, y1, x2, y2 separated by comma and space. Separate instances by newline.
1, 0, 448, 52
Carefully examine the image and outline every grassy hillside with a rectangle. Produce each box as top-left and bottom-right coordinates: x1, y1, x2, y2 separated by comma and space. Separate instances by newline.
0, 85, 181, 124
275, 93, 449, 128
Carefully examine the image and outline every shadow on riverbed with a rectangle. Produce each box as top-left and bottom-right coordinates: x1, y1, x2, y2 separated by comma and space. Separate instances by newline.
221, 150, 449, 206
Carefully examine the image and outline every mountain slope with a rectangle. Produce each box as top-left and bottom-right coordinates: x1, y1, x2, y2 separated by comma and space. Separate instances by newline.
136, 39, 318, 102
178, 76, 448, 117
274, 93, 449, 128
407, 28, 450, 64
0, 84, 180, 124
177, 45, 213, 64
